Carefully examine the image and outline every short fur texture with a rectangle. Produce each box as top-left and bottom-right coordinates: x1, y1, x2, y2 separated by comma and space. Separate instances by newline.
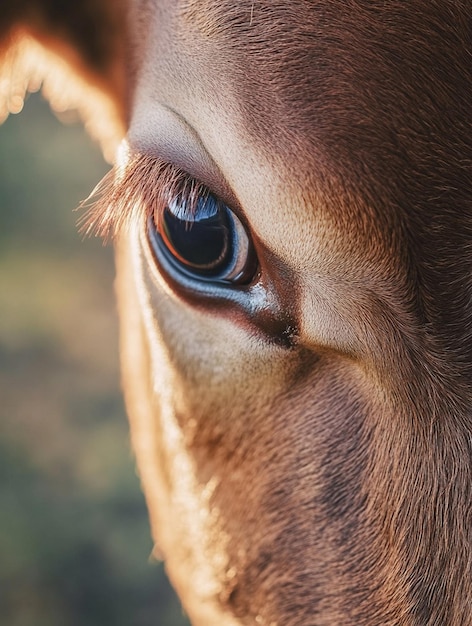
3, 2, 472, 625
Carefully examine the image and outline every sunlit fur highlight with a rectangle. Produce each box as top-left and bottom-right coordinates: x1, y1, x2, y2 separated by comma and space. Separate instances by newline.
0, 2, 126, 159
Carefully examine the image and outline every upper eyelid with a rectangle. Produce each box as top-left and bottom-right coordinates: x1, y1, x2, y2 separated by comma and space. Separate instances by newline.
134, 141, 243, 217
79, 150, 246, 241
165, 162, 254, 239
79, 152, 190, 240
128, 102, 243, 215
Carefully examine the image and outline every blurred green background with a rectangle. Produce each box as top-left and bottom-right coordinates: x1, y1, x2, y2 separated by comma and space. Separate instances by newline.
0, 93, 189, 626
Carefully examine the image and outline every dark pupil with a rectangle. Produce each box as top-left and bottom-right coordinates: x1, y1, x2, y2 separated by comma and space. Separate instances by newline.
161, 195, 232, 275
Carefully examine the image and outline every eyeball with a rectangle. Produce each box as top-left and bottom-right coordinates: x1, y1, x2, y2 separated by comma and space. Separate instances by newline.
148, 191, 257, 285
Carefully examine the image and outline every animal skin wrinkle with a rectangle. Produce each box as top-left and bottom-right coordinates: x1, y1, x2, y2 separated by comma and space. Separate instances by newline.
127, 97, 239, 207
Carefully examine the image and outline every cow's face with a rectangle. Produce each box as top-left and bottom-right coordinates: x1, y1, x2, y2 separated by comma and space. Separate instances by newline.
94, 1, 472, 624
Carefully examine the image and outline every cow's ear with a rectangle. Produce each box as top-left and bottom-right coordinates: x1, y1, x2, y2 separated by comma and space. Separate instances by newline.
0, 0, 127, 161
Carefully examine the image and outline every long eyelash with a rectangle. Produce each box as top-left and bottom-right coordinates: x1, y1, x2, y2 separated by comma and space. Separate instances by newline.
78, 152, 209, 241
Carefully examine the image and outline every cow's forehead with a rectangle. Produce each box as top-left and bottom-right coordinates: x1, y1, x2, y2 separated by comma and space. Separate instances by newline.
128, 1, 398, 262
127, 0, 467, 266
131, 0, 469, 191
127, 0, 471, 263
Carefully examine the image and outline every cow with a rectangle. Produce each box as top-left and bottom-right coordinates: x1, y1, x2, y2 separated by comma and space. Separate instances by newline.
2, 2, 472, 624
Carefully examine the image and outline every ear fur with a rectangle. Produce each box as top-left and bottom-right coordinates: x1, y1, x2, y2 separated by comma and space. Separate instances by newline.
0, 0, 127, 160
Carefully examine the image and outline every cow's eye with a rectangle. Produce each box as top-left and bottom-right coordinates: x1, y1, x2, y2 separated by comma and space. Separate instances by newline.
148, 190, 256, 285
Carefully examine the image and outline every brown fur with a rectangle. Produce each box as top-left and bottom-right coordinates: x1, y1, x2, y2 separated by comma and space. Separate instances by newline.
2, 2, 472, 625
0, 0, 126, 155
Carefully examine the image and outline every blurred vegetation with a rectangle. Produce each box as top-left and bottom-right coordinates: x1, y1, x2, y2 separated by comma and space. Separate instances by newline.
0, 93, 189, 626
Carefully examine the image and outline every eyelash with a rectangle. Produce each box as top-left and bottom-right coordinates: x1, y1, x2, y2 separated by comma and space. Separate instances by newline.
79, 153, 213, 241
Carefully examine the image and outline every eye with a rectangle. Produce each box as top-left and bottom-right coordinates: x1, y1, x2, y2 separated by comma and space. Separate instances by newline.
148, 187, 257, 285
